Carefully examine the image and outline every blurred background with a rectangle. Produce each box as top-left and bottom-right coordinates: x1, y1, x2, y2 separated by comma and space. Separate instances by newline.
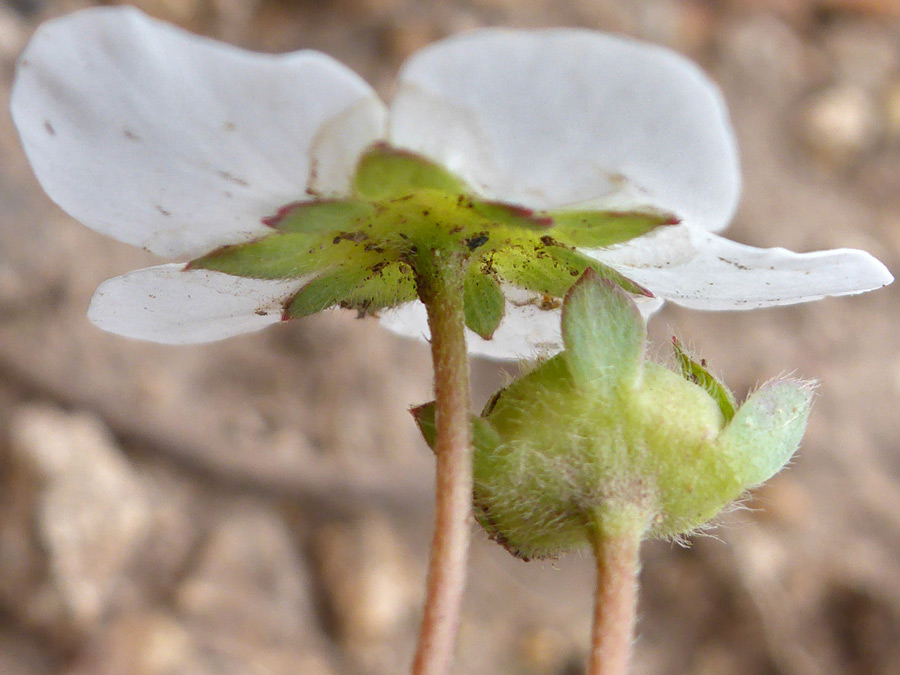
1, 0, 899, 672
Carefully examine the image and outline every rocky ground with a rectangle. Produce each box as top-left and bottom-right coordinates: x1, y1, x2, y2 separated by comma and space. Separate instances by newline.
1, 0, 899, 673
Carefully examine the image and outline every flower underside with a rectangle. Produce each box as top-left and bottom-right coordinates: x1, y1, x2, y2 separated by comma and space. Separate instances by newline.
189, 144, 676, 339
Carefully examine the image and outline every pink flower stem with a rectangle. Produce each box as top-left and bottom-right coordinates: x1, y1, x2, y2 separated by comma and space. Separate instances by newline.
412, 252, 472, 675
588, 528, 642, 675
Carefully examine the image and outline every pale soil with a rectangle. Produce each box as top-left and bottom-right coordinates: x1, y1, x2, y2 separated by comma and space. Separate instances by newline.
1, 1, 899, 673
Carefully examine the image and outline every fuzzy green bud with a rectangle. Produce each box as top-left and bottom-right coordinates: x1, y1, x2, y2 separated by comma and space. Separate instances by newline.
413, 270, 813, 560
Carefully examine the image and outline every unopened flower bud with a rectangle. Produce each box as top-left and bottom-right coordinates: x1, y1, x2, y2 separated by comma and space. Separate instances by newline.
413, 270, 813, 560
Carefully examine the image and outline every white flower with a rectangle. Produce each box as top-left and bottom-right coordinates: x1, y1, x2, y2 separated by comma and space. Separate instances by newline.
11, 7, 892, 359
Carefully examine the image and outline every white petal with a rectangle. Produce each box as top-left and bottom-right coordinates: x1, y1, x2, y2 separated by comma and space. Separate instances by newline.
379, 287, 662, 361
12, 7, 386, 258
88, 264, 304, 344
591, 226, 894, 310
389, 29, 739, 232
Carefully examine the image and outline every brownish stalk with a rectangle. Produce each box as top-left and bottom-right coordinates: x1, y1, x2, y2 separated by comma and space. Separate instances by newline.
589, 530, 642, 675
412, 254, 472, 675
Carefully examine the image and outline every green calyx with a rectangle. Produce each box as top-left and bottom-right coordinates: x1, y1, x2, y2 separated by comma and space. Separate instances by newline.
188, 144, 673, 336
413, 271, 814, 561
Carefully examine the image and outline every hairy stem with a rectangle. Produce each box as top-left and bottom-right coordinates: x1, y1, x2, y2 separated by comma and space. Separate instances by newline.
588, 530, 642, 675
412, 253, 472, 675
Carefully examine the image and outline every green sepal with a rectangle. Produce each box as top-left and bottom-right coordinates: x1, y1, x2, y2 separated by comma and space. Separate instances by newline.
490, 240, 650, 301
352, 143, 469, 199
410, 402, 437, 450
717, 380, 813, 488
545, 245, 653, 298
672, 338, 737, 422
342, 262, 417, 314
547, 208, 678, 248
283, 262, 417, 319
463, 270, 505, 339
469, 200, 554, 230
188, 233, 334, 279
561, 270, 646, 391
264, 199, 377, 234
489, 242, 581, 299
284, 266, 369, 318
410, 401, 502, 457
